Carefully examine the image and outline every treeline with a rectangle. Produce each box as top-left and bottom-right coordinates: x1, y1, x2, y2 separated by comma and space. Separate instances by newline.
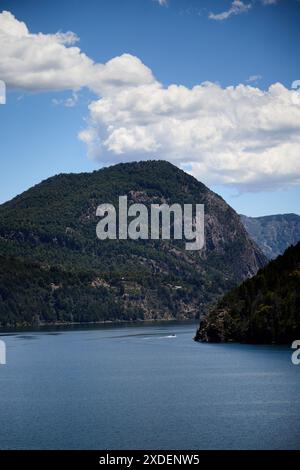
0, 254, 207, 327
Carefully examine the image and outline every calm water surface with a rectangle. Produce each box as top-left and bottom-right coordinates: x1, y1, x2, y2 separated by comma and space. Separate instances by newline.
0, 322, 299, 449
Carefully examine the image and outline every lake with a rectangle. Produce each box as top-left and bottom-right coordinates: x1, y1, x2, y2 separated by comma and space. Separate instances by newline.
0, 322, 299, 449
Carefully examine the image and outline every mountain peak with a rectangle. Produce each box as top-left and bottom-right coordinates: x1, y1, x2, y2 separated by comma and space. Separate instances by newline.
0, 161, 266, 327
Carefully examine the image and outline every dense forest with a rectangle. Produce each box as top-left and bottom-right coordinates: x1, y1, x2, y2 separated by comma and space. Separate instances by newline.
195, 242, 300, 344
0, 161, 266, 327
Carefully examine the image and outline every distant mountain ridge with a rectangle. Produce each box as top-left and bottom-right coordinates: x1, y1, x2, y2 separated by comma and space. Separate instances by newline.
241, 213, 300, 259
195, 242, 300, 344
0, 160, 266, 327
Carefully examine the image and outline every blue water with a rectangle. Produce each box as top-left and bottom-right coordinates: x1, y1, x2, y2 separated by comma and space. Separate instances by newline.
0, 322, 299, 450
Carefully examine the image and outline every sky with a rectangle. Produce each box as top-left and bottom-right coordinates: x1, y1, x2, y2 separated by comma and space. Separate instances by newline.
0, 0, 300, 216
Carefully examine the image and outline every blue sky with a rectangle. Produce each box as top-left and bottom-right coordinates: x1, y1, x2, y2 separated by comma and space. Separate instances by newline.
0, 0, 300, 216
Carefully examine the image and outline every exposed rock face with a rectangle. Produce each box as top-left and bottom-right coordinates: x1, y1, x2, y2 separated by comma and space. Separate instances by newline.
241, 213, 300, 259
0, 161, 266, 327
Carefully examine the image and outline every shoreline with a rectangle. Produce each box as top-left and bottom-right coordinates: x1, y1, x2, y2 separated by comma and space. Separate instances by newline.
0, 317, 199, 334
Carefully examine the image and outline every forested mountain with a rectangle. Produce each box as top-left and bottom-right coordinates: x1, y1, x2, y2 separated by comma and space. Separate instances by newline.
241, 213, 300, 259
0, 160, 266, 327
195, 242, 300, 344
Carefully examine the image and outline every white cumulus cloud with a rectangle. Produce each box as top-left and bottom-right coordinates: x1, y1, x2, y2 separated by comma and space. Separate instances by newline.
1, 10, 299, 192
80, 80, 300, 191
0, 10, 154, 93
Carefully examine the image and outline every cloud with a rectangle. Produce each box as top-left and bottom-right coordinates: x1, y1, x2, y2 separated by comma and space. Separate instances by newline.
209, 0, 280, 21
1, 10, 300, 192
79, 81, 300, 191
0, 10, 154, 93
246, 74, 262, 83
209, 1, 252, 21
155, 0, 168, 6
52, 92, 79, 108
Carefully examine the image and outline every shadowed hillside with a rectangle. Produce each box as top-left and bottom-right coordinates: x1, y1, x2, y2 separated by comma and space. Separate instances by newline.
195, 242, 300, 344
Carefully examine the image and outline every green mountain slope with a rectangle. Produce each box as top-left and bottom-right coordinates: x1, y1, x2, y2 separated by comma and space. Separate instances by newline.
0, 161, 266, 327
195, 242, 300, 344
241, 213, 300, 259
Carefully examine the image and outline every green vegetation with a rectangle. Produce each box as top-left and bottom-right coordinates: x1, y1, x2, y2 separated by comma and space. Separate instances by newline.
195, 242, 300, 344
0, 161, 266, 327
